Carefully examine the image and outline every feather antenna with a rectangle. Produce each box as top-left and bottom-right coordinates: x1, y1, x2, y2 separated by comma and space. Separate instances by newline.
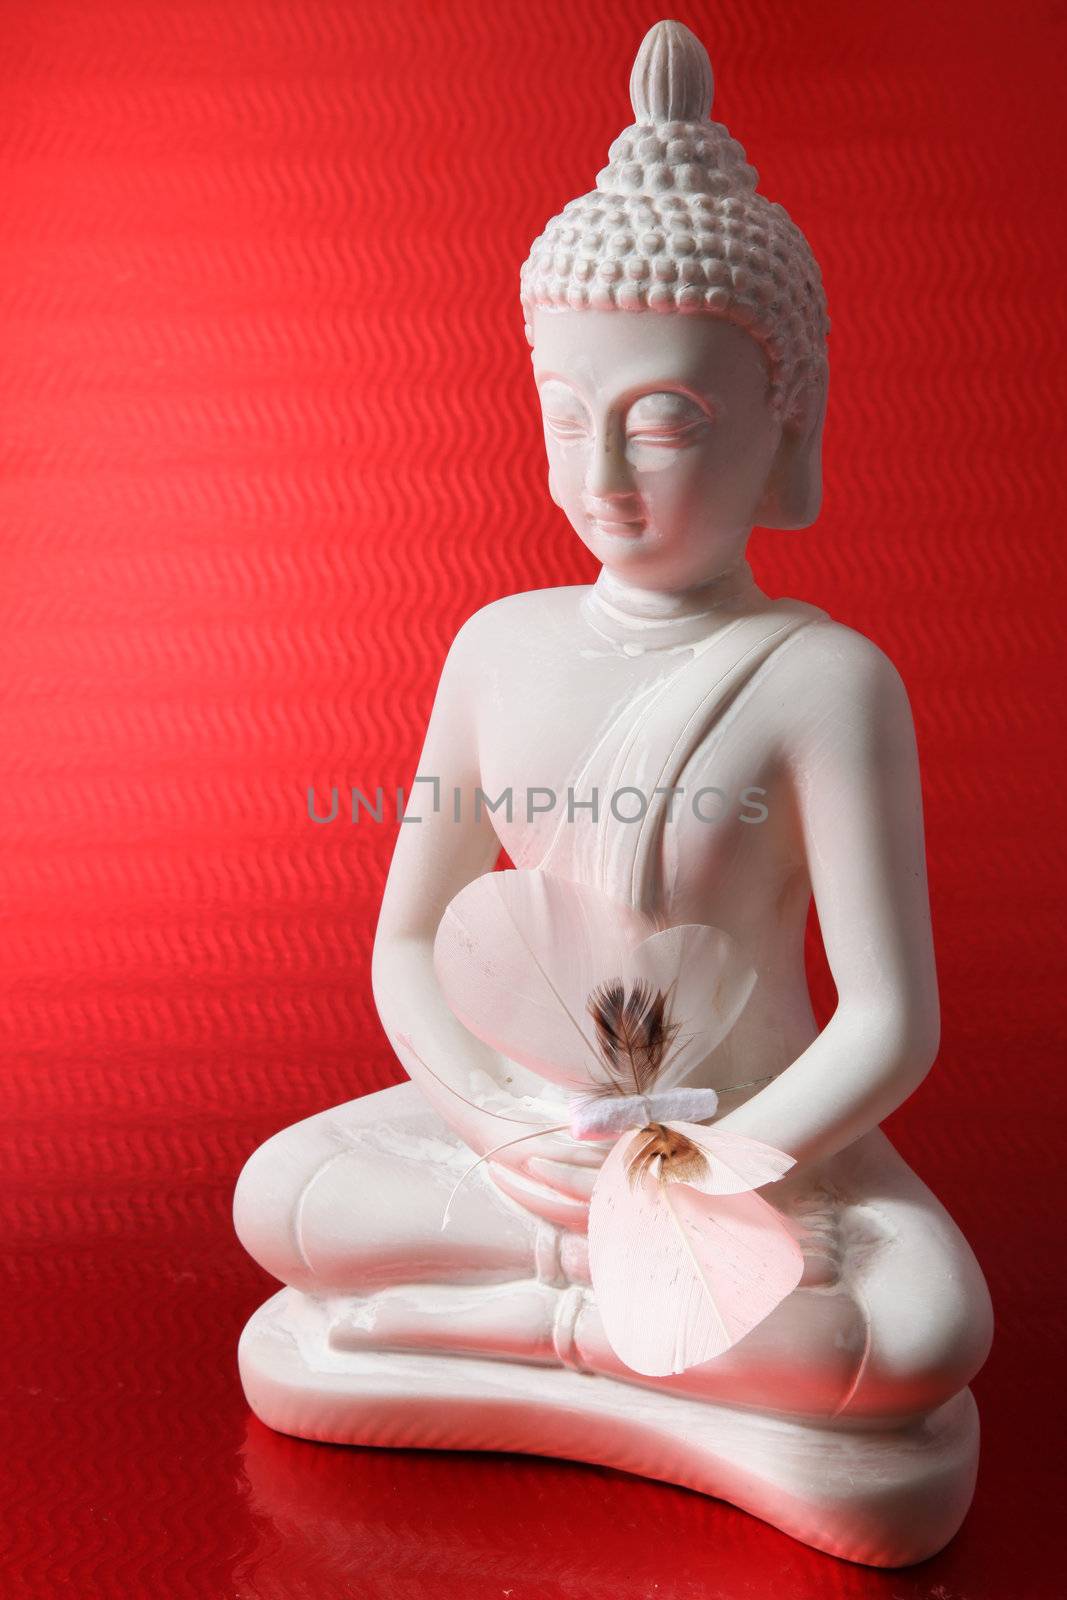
441, 1124, 573, 1228
394, 1032, 568, 1128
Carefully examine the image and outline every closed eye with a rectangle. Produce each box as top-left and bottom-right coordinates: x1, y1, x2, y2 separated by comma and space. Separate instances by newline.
627, 419, 707, 447
544, 415, 591, 440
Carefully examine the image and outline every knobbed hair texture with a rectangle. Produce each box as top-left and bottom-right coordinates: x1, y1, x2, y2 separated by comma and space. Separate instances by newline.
520, 20, 830, 420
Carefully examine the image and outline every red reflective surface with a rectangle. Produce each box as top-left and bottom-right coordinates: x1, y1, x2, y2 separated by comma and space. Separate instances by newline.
2, 0, 1065, 1594
3, 1228, 1058, 1598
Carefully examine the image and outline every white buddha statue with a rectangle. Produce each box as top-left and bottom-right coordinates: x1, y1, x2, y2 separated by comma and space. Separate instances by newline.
233, 21, 993, 1567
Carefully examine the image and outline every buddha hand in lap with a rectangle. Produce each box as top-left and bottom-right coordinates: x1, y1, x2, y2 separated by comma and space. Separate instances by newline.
234, 21, 992, 1567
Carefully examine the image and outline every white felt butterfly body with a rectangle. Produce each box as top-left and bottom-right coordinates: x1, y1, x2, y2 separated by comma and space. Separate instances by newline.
429, 868, 805, 1378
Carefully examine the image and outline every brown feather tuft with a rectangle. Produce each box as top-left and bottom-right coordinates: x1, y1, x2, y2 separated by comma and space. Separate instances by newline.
625, 1122, 710, 1189
586, 977, 681, 1096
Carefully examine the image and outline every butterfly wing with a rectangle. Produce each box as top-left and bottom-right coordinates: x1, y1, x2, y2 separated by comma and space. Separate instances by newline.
432, 868, 647, 1089
662, 1120, 797, 1194
588, 1128, 805, 1376
630, 924, 756, 1089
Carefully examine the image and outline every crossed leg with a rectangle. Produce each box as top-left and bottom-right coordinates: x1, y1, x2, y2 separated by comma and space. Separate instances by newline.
235, 1078, 991, 1420
234, 1078, 991, 1564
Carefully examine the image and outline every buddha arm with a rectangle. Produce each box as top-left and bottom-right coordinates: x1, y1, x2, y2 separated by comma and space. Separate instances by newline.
370, 612, 591, 1170
711, 625, 941, 1172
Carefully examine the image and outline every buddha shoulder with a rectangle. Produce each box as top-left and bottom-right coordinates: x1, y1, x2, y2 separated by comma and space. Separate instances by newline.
443, 586, 588, 666
775, 614, 916, 747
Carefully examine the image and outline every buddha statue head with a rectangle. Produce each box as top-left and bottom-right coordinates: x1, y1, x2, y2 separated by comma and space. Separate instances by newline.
521, 20, 830, 593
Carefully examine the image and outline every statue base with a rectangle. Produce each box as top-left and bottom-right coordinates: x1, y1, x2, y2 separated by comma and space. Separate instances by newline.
239, 1288, 979, 1569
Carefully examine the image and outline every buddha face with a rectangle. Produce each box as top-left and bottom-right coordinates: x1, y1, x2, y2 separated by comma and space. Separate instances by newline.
532, 306, 819, 593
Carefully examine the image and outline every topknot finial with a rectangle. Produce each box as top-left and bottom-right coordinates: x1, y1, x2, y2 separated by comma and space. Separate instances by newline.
629, 20, 714, 125
520, 17, 829, 415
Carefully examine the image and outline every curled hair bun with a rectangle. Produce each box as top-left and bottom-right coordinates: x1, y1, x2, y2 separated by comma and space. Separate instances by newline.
520, 21, 829, 418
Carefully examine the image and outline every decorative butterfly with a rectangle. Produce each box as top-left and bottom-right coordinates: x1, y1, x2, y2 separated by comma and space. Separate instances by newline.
425, 867, 805, 1378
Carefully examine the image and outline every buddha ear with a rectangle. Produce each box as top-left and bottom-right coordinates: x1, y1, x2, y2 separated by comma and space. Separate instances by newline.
548, 468, 563, 509
756, 373, 828, 531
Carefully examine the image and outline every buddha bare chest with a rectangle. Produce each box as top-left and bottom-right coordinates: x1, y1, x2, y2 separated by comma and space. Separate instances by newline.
473, 635, 797, 900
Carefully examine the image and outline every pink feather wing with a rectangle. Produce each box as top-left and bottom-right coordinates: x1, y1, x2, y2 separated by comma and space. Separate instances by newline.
588, 1129, 805, 1376
433, 867, 757, 1095
660, 1120, 797, 1194
629, 925, 756, 1089
432, 868, 647, 1089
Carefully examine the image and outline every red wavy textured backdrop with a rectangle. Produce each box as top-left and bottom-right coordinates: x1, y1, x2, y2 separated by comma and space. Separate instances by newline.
1, 2, 1064, 1595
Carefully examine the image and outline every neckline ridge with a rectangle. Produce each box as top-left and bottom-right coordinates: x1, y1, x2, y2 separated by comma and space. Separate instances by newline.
581, 561, 761, 654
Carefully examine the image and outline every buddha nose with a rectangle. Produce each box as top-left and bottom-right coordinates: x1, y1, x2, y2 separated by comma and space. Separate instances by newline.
585, 420, 636, 501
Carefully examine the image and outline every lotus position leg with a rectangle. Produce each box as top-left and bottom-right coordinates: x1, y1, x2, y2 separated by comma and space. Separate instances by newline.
234, 1080, 990, 1425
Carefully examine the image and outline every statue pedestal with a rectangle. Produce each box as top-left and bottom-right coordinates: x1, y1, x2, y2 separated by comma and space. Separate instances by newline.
239, 1287, 980, 1569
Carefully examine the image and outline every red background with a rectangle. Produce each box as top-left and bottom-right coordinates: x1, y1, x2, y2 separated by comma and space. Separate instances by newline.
2, 2, 1065, 1595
